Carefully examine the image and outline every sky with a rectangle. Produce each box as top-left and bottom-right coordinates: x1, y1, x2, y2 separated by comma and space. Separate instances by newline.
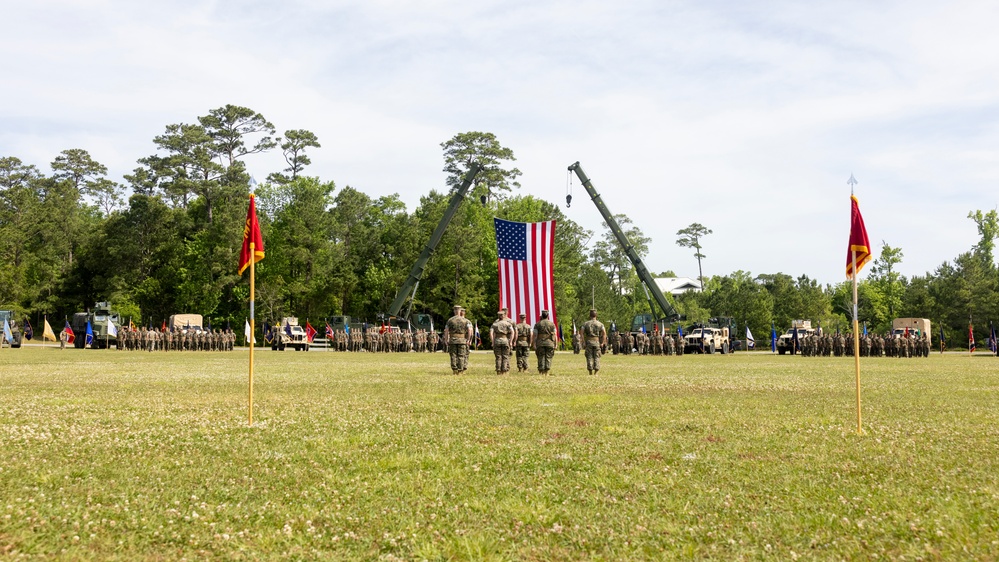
4, 0, 999, 286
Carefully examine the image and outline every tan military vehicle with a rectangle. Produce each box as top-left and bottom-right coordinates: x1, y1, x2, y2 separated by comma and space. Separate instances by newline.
777, 320, 814, 355
272, 317, 309, 351
169, 314, 204, 334
683, 325, 731, 354
892, 318, 931, 340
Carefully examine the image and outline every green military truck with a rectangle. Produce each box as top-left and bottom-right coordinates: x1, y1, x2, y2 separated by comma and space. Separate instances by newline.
0, 309, 24, 348
71, 302, 121, 349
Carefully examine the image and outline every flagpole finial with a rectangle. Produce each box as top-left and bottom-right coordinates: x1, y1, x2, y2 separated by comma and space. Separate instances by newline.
847, 173, 858, 195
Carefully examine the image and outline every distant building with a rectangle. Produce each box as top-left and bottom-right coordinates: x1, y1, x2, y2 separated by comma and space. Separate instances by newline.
654, 277, 701, 296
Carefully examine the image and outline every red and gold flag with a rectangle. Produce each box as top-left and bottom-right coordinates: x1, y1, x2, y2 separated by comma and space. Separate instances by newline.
238, 194, 265, 274
845, 195, 871, 278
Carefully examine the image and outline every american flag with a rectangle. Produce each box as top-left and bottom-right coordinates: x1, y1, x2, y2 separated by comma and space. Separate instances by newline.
494, 218, 556, 328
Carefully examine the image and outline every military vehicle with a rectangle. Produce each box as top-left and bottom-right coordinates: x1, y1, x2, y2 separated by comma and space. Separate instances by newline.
777, 320, 814, 355
683, 325, 731, 354
70, 302, 121, 349
0, 309, 24, 348
892, 318, 931, 340
271, 317, 309, 351
169, 314, 204, 334
328, 315, 365, 334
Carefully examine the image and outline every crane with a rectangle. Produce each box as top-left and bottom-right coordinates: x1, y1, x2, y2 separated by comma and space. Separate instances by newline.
567, 161, 680, 330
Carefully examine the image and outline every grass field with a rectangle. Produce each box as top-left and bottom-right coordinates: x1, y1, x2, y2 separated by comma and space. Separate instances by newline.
1, 346, 998, 560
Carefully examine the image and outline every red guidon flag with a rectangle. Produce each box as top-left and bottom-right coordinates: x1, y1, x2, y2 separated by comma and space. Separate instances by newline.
238, 194, 265, 274
846, 194, 871, 278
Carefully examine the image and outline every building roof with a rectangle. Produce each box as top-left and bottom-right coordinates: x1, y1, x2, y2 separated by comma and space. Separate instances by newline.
654, 277, 701, 295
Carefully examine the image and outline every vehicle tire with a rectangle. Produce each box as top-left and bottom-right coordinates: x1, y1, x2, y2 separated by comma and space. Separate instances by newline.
304, 344, 309, 352
778, 348, 786, 355
708, 341, 716, 354
722, 341, 729, 354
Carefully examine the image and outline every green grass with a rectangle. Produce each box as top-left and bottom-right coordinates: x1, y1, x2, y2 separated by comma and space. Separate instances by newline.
2, 346, 998, 560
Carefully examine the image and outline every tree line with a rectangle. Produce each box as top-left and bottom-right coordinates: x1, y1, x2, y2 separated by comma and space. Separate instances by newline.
2, 104, 997, 348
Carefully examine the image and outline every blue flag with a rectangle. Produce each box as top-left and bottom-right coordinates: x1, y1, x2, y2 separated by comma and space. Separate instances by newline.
770, 322, 777, 353
990, 322, 997, 354
2, 319, 12, 344
678, 325, 683, 337
285, 320, 293, 337
23, 319, 33, 340
85, 321, 94, 347
863, 322, 868, 337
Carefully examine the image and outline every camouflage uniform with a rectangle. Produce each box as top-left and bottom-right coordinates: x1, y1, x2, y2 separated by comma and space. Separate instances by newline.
514, 315, 532, 372
490, 311, 515, 374
533, 313, 557, 375
582, 313, 607, 375
444, 307, 471, 375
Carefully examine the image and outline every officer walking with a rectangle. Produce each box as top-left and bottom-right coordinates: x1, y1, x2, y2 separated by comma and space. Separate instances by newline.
582, 309, 607, 375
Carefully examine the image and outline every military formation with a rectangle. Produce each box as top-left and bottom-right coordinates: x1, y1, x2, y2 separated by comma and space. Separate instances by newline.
306, 328, 440, 353
609, 330, 686, 356
116, 328, 236, 352
793, 332, 932, 358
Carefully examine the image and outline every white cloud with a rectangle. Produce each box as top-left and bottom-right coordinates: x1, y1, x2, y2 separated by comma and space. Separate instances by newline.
3, 0, 999, 286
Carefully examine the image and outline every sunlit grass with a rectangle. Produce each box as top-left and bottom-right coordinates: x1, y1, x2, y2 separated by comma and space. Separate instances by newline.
2, 346, 998, 560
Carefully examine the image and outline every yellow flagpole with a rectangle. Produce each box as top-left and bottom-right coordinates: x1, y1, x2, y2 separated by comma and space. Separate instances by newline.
249, 241, 255, 426
852, 248, 862, 435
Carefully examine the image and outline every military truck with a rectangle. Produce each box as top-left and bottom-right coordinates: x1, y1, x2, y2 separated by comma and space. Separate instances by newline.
169, 314, 204, 334
777, 320, 814, 355
683, 325, 731, 354
271, 317, 309, 351
70, 302, 121, 349
892, 318, 931, 340
0, 309, 24, 348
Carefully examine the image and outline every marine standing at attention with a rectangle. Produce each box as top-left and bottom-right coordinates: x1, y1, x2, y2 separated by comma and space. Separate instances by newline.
514, 313, 532, 372
582, 309, 607, 375
532, 310, 557, 375
444, 305, 472, 375
490, 308, 515, 375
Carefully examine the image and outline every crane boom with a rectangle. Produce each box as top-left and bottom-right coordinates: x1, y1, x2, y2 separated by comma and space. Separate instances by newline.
567, 161, 679, 322
387, 163, 482, 317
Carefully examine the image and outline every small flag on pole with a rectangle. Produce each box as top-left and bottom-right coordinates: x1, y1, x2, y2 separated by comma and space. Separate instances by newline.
746, 326, 755, 349
969, 321, 976, 353
2, 319, 12, 344
770, 322, 777, 353
306, 321, 317, 343
23, 320, 33, 340
85, 321, 94, 347
238, 195, 265, 275
42, 318, 57, 342
846, 194, 872, 278
107, 319, 118, 338
245, 319, 256, 344
64, 320, 76, 345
